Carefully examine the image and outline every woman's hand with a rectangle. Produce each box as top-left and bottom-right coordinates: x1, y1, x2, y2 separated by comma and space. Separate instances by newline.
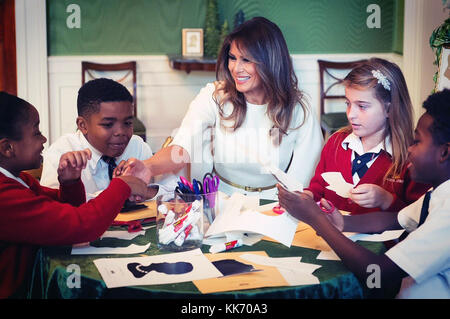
114, 158, 152, 184
350, 184, 393, 210
57, 149, 92, 184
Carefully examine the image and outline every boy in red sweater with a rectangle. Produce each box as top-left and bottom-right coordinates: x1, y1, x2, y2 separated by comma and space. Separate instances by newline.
0, 92, 150, 298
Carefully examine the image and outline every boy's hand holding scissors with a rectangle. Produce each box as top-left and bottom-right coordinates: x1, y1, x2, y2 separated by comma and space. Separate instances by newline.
277, 184, 344, 232
57, 149, 92, 185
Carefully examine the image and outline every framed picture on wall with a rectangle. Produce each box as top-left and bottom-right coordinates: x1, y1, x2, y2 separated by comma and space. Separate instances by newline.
436, 43, 450, 91
182, 28, 203, 57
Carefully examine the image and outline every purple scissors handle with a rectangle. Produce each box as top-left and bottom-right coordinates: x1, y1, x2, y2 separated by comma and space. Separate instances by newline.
203, 176, 219, 207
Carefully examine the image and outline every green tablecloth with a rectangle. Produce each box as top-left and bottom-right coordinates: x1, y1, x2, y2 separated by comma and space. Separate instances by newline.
28, 224, 397, 299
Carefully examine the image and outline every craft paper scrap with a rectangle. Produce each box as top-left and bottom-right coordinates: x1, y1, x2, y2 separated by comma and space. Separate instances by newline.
316, 250, 341, 261
71, 242, 151, 255
239, 253, 321, 286
94, 248, 222, 288
193, 251, 288, 294
347, 229, 405, 242
206, 193, 298, 247
321, 172, 353, 198
202, 232, 264, 247
100, 230, 146, 241
266, 165, 303, 192
114, 200, 157, 222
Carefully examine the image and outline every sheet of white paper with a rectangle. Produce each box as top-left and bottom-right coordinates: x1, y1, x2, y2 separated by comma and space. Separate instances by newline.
348, 229, 405, 242
240, 253, 321, 285
321, 172, 353, 198
266, 165, 303, 192
202, 232, 264, 247
316, 250, 341, 261
205, 193, 298, 247
94, 248, 222, 288
71, 243, 151, 255
100, 230, 145, 240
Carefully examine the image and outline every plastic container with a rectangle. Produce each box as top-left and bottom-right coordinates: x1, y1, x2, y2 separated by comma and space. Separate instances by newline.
156, 193, 204, 251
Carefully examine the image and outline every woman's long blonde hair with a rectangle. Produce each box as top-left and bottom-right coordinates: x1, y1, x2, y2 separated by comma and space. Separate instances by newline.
214, 17, 308, 145
341, 58, 414, 180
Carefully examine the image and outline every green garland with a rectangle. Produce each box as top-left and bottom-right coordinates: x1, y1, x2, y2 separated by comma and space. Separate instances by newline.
429, 17, 450, 92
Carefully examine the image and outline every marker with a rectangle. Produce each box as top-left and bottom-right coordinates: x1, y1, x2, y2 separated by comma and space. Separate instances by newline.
209, 239, 243, 254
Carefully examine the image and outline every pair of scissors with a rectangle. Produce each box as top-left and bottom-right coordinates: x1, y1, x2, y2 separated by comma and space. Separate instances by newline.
192, 179, 203, 196
179, 176, 193, 191
203, 174, 219, 208
272, 199, 335, 215
317, 199, 335, 214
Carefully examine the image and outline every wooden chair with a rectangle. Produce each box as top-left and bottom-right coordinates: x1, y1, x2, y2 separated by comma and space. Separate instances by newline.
318, 59, 367, 140
81, 61, 146, 141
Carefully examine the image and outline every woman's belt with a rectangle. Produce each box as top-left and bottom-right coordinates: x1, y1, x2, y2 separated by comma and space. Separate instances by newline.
212, 166, 276, 192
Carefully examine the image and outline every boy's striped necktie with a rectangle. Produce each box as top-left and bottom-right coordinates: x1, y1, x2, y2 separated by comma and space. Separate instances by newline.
101, 155, 117, 180
351, 152, 379, 179
398, 191, 431, 241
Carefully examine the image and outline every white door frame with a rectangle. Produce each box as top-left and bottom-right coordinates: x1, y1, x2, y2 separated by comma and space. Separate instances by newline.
15, 0, 49, 144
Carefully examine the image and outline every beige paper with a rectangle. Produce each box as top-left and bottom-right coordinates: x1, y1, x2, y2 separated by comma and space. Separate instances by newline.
193, 251, 288, 294
263, 221, 332, 251
114, 201, 157, 222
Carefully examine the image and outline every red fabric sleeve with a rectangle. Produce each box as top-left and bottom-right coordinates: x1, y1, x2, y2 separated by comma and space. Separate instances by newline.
0, 174, 131, 246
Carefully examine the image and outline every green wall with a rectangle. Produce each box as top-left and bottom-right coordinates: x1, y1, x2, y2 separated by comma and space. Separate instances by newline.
47, 0, 404, 56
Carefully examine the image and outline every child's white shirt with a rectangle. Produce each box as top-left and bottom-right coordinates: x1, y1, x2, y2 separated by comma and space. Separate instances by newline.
385, 179, 450, 298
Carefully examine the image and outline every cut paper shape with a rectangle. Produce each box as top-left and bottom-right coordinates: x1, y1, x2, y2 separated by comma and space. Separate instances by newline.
205, 193, 298, 247
127, 261, 193, 278
94, 248, 221, 288
239, 253, 321, 286
193, 251, 288, 294
212, 259, 259, 277
347, 229, 405, 242
71, 242, 151, 255
114, 200, 157, 222
321, 172, 353, 198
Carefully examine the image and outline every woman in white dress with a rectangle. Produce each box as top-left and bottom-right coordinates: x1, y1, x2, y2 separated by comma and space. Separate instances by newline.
116, 17, 323, 200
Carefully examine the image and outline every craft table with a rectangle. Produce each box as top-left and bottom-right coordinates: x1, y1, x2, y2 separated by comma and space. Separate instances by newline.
27, 222, 397, 299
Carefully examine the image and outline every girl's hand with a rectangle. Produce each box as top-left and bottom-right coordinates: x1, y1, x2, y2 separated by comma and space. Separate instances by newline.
57, 149, 92, 184
350, 184, 394, 210
277, 184, 322, 226
114, 158, 152, 184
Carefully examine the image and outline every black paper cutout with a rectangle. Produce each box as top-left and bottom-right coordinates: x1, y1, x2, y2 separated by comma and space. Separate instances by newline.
212, 259, 257, 277
127, 262, 193, 278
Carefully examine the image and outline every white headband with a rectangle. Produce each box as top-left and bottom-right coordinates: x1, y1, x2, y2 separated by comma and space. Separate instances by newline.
371, 70, 391, 91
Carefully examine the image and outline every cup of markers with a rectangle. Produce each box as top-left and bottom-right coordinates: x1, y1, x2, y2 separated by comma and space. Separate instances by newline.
174, 175, 220, 234
156, 193, 204, 252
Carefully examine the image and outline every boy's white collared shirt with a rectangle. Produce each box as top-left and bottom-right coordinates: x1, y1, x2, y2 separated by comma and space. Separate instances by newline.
385, 180, 450, 298
0, 166, 29, 188
341, 132, 393, 184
